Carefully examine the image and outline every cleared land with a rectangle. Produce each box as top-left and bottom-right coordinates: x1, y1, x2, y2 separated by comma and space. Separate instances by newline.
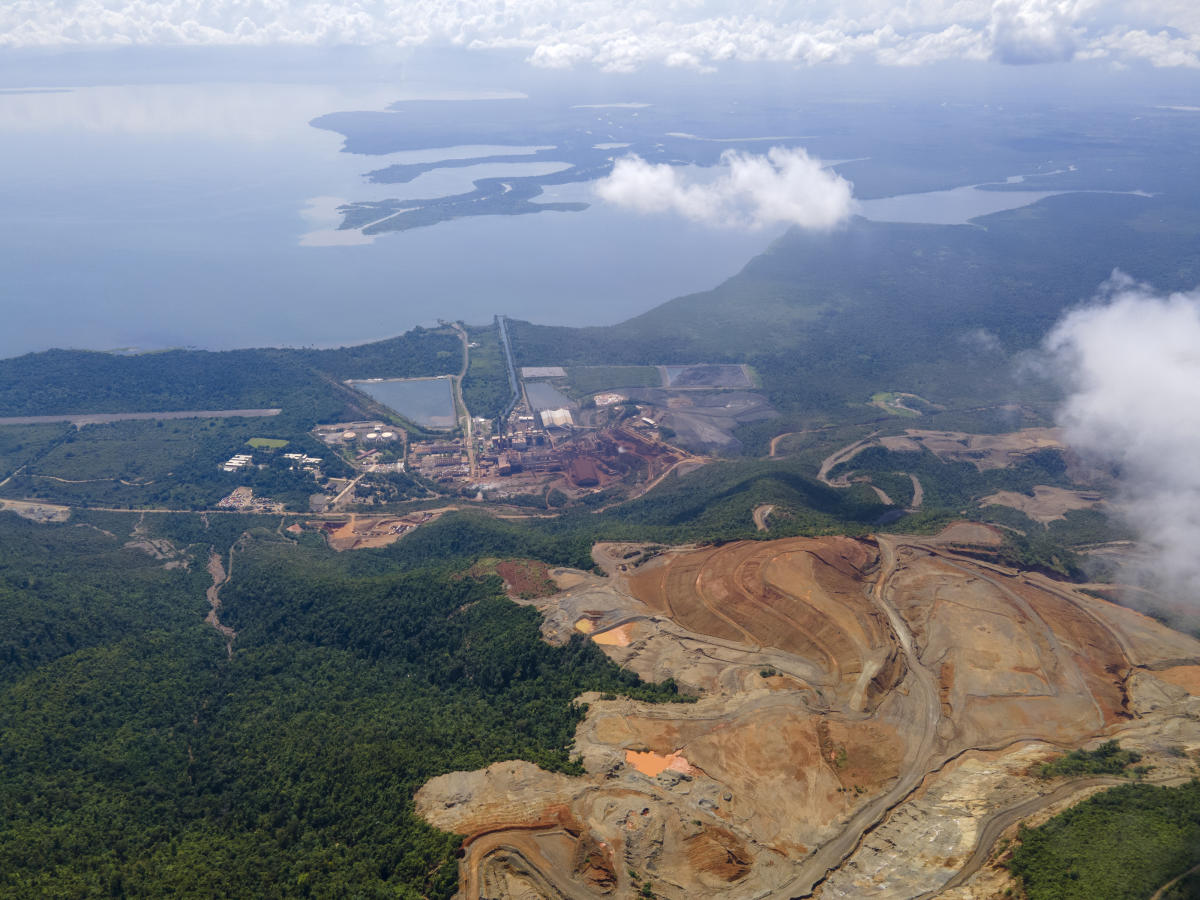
982, 485, 1103, 523
311, 510, 447, 551
879, 427, 1066, 470
417, 531, 1200, 899
870, 391, 939, 417
623, 387, 777, 454
661, 364, 753, 389
0, 498, 70, 523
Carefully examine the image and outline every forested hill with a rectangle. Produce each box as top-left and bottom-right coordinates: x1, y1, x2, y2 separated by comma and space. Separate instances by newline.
509, 191, 1200, 420
0, 512, 685, 898
0, 328, 462, 421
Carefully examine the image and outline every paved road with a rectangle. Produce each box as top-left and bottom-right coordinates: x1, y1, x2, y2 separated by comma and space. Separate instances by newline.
0, 408, 282, 426
329, 473, 367, 511
450, 322, 478, 479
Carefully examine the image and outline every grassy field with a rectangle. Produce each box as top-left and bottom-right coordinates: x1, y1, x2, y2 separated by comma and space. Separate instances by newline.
870, 392, 923, 417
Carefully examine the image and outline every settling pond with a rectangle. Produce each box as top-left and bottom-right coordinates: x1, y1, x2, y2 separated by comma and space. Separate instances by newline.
351, 377, 456, 429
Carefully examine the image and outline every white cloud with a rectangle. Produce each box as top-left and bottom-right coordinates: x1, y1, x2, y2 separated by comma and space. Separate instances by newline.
1086, 26, 1200, 67
1044, 272, 1200, 605
988, 0, 1085, 63
2, 0, 1199, 70
594, 147, 855, 230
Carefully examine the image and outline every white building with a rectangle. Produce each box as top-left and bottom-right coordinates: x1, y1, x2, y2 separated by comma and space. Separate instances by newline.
540, 408, 574, 427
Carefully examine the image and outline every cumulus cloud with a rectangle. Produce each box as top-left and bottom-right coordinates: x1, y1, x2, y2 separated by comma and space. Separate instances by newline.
989, 0, 1084, 63
1044, 272, 1200, 605
594, 147, 855, 230
1084, 26, 1200, 67
2, 0, 1199, 70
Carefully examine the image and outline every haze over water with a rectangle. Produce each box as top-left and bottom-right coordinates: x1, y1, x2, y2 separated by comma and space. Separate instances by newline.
0, 79, 776, 359
4, 50, 1181, 361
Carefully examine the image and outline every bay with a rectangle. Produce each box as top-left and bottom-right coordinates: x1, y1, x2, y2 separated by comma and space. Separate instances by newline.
0, 82, 774, 359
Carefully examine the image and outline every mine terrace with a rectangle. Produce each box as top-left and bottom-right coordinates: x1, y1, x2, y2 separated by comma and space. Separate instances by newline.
418, 526, 1200, 899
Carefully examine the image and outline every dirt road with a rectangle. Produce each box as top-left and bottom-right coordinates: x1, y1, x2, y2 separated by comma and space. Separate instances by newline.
816, 436, 878, 487
205, 549, 237, 658
752, 504, 774, 531
909, 473, 924, 508
930, 774, 1194, 897
815, 438, 925, 510
870, 485, 894, 505
1150, 860, 1200, 900
767, 535, 944, 898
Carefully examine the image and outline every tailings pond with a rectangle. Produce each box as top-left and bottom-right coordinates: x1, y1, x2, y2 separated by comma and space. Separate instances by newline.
351, 377, 456, 429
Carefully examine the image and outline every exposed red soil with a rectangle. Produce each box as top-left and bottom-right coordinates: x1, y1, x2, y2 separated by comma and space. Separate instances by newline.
419, 533, 1200, 900
685, 826, 753, 882
627, 537, 897, 705
464, 558, 559, 600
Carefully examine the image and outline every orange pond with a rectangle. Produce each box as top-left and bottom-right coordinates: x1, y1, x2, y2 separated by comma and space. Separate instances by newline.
625, 750, 696, 777
592, 623, 634, 647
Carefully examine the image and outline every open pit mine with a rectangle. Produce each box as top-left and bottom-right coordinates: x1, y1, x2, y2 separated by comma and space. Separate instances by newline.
416, 525, 1200, 899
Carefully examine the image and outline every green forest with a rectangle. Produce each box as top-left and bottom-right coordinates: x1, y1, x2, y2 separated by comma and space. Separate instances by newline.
1010, 780, 1200, 900
0, 511, 684, 898
0, 327, 461, 422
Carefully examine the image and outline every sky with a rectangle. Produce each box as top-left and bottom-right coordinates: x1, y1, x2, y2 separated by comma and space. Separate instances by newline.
3, 0, 1199, 72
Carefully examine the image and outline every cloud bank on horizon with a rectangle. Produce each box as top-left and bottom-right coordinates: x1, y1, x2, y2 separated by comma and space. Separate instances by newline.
4, 0, 1199, 71
595, 148, 855, 230
1045, 272, 1200, 606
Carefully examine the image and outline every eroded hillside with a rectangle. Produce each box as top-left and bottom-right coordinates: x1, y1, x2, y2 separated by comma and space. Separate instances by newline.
417, 528, 1200, 899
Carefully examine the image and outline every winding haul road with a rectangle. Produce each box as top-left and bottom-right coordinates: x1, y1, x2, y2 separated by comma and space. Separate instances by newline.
765, 533, 1177, 899
762, 535, 944, 899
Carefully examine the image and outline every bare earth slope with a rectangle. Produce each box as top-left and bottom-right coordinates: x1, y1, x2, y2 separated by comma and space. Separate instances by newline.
416, 531, 1200, 899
